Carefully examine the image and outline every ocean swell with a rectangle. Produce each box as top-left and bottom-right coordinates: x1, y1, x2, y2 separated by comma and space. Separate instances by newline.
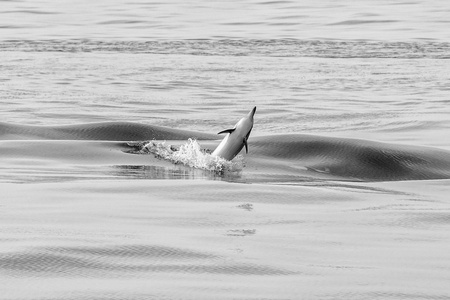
249, 135, 450, 181
2, 122, 450, 182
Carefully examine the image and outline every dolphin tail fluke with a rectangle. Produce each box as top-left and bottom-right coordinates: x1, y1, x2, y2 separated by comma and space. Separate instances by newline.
217, 128, 235, 135
243, 137, 248, 153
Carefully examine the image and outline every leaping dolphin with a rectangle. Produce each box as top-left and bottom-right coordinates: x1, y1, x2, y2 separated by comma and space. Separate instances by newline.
212, 107, 256, 161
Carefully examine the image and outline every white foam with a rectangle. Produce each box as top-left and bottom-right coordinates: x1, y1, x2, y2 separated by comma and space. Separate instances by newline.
142, 139, 244, 174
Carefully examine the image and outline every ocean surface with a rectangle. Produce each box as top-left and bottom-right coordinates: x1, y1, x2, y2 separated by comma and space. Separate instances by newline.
1, 0, 450, 299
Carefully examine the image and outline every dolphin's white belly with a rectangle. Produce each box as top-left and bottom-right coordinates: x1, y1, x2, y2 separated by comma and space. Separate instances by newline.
212, 134, 244, 161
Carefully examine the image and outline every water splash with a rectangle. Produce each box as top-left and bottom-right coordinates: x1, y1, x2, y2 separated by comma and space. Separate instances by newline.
127, 139, 244, 174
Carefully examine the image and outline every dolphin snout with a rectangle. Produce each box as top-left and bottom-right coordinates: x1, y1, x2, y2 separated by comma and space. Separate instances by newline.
249, 106, 256, 118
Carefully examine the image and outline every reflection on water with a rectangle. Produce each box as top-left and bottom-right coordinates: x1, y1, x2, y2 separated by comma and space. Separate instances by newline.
112, 164, 242, 182
0, 164, 243, 184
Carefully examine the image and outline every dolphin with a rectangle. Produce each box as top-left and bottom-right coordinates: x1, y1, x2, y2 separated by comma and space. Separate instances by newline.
212, 107, 256, 161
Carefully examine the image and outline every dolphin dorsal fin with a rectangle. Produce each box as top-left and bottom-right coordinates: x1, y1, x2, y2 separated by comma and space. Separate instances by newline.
243, 137, 248, 153
217, 128, 235, 135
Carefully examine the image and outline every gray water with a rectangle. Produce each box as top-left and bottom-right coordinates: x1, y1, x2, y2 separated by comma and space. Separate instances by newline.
2, 1, 450, 299
2, 0, 450, 148
1, 0, 450, 41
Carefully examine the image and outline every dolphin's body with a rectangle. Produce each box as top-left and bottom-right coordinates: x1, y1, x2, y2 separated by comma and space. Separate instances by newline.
212, 107, 256, 161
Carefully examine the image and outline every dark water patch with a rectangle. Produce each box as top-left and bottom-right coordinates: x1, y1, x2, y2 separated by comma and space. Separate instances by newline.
1, 39, 450, 59
1, 9, 59, 15
412, 212, 450, 228
249, 134, 450, 182
367, 292, 450, 300
260, 0, 294, 5
297, 182, 414, 196
98, 20, 146, 25
351, 202, 450, 230
48, 244, 215, 260
226, 229, 256, 237
270, 14, 308, 20
219, 22, 266, 26
0, 245, 292, 277
0, 251, 106, 275
0, 25, 24, 29
329, 20, 398, 26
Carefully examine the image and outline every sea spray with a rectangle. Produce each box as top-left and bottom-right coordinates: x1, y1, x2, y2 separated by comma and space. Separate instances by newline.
126, 139, 244, 174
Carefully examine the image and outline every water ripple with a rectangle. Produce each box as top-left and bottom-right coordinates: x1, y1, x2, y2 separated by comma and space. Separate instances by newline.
0, 244, 293, 277
2, 9, 59, 15
328, 19, 399, 26
1, 39, 449, 59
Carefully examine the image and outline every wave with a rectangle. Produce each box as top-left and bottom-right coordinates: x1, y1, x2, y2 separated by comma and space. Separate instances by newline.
2, 122, 450, 182
0, 243, 291, 277
2, 39, 449, 59
248, 134, 450, 181
0, 121, 217, 141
